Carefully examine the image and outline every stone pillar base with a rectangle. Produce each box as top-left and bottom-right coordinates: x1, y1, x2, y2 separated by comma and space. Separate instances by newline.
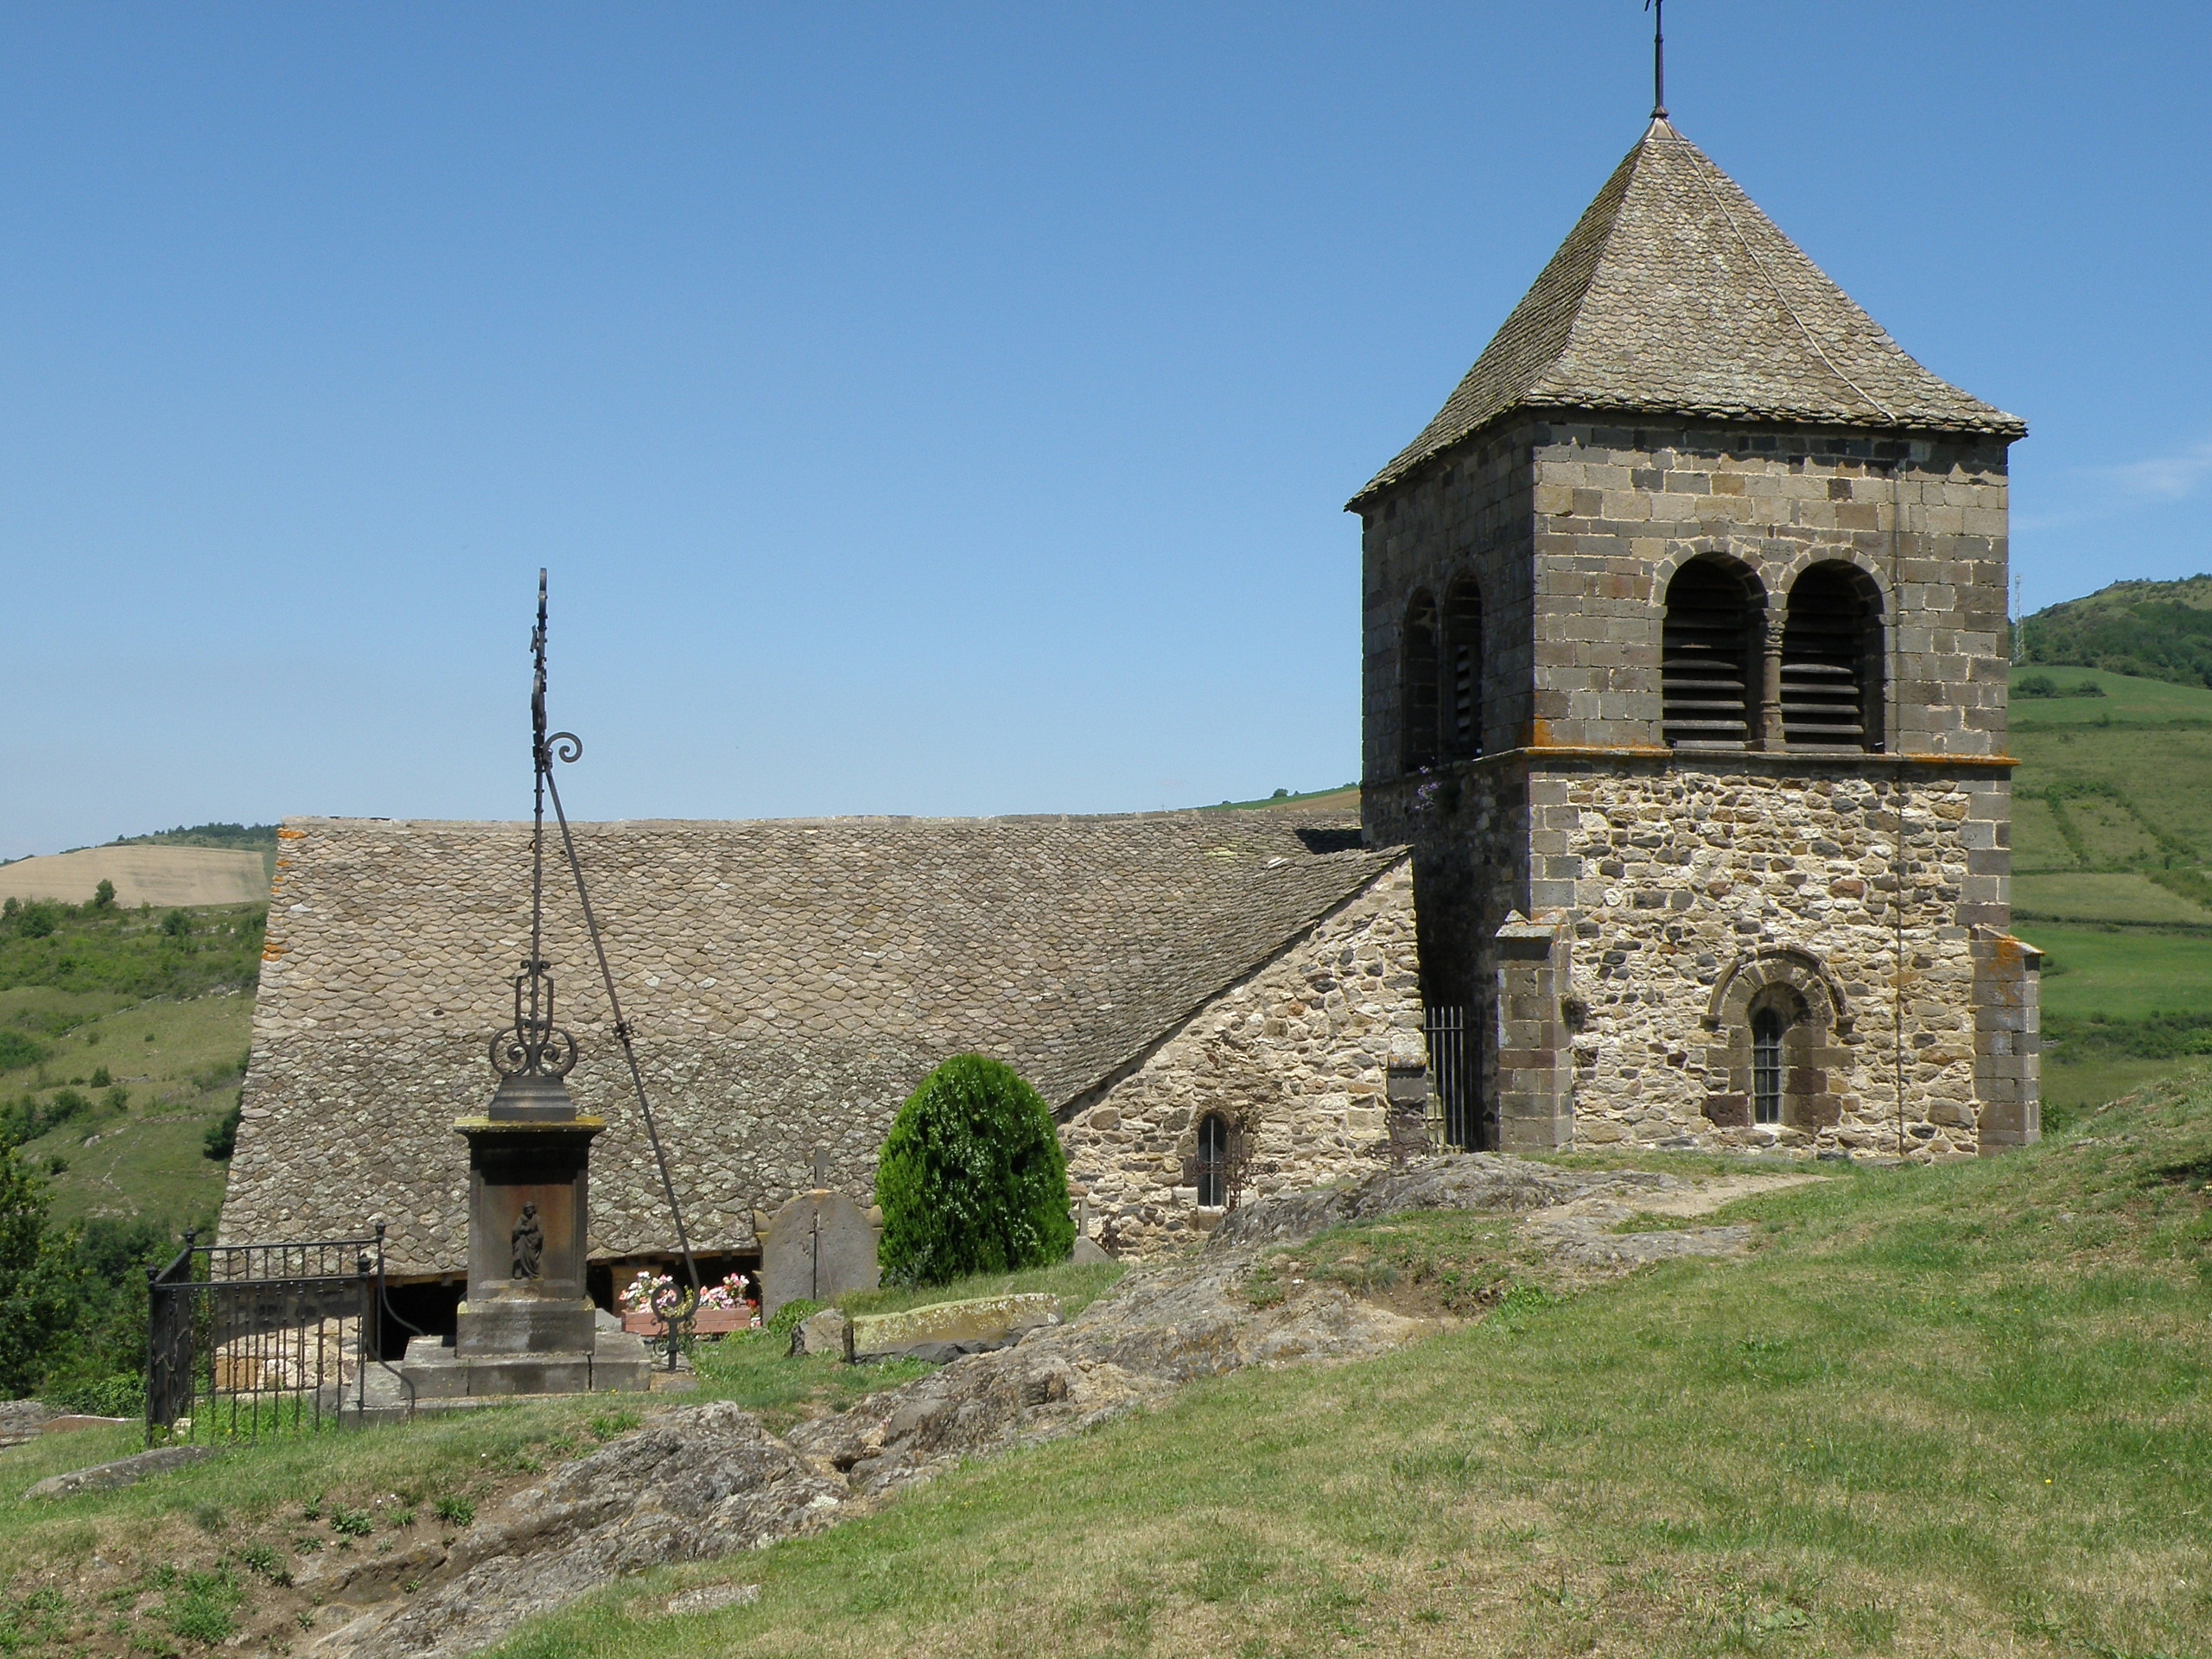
1495, 911, 1575, 1151
397, 1330, 653, 1400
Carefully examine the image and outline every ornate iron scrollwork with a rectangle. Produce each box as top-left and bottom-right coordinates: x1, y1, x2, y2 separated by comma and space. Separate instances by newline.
488, 956, 578, 1079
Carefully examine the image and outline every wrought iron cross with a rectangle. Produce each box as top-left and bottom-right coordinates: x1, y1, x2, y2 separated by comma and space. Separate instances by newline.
490, 570, 582, 1081
1645, 0, 1667, 118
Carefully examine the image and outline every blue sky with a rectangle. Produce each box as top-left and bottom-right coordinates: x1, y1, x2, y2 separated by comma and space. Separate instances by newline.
3, 2, 2207, 857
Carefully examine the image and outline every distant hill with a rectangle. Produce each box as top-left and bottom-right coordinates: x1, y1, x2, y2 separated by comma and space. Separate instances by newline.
2019, 575, 2212, 690
0, 846, 270, 907
104, 822, 278, 852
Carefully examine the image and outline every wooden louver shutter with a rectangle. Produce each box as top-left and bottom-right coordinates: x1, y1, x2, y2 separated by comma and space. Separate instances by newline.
1662, 562, 1752, 748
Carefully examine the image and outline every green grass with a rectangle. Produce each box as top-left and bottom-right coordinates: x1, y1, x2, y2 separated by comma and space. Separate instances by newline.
471, 1080, 2212, 1659
2012, 871, 2212, 925
2010, 662, 2212, 728
2031, 923, 2212, 1021
836, 1259, 1127, 1322
1200, 782, 1361, 812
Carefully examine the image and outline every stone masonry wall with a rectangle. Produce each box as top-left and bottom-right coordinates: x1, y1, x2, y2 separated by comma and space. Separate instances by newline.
1548, 762, 2017, 1160
1362, 419, 1538, 779
1061, 861, 1423, 1255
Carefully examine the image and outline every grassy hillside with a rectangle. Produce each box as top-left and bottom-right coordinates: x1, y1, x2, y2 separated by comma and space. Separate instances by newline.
2018, 573, 2212, 690
3, 1087, 2209, 1656
2005, 664, 2212, 1122
0, 899, 262, 1231
1204, 782, 1361, 813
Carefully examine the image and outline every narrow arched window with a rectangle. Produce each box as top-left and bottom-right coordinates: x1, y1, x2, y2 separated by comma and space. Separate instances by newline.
1401, 592, 1440, 772
1662, 559, 1760, 749
1442, 578, 1484, 761
1195, 1112, 1230, 1209
1782, 563, 1885, 751
1751, 1007, 1785, 1127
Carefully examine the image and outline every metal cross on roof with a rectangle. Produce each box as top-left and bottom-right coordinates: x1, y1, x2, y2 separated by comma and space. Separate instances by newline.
1645, 0, 1668, 119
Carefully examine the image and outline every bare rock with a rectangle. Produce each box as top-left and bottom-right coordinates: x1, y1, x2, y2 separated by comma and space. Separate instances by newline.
1210, 1153, 1604, 1249
26, 1445, 219, 1499
789, 1307, 852, 1359
314, 1402, 844, 1659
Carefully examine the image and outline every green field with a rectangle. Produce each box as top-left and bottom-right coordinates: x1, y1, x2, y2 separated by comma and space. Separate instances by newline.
0, 901, 263, 1233
2002, 665, 2212, 1121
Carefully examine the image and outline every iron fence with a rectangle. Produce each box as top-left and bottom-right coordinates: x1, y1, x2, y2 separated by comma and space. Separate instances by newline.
1424, 1003, 1482, 1151
147, 1230, 397, 1443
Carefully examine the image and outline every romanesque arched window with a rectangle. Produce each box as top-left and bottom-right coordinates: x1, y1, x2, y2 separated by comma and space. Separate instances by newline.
1662, 557, 1763, 749
1401, 591, 1440, 772
1702, 950, 1847, 1136
1782, 562, 1885, 751
1442, 577, 1484, 762
1751, 1005, 1786, 1126
1195, 1111, 1230, 1209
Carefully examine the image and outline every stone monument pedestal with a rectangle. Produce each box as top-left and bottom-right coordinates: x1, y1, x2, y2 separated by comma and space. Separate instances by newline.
398, 1084, 650, 1399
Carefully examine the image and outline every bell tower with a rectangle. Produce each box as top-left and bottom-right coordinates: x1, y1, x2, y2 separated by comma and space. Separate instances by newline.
1356, 117, 2038, 1160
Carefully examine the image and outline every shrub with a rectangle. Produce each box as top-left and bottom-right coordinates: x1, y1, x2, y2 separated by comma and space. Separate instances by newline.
91, 880, 115, 911
12, 904, 60, 940
161, 909, 193, 939
203, 1099, 241, 1161
0, 1033, 42, 1074
875, 1055, 1074, 1286
2015, 673, 2059, 698
765, 1298, 823, 1340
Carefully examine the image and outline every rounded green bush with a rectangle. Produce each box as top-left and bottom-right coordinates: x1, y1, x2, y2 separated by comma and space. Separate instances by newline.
876, 1055, 1074, 1286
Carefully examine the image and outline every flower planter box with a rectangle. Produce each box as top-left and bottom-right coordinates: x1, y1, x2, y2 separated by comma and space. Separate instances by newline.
621, 1307, 755, 1338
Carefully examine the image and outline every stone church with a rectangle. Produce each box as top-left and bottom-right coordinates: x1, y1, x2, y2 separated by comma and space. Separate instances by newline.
223, 115, 2037, 1294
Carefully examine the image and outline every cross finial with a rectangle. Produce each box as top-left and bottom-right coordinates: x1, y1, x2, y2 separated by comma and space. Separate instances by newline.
1645, 0, 1667, 118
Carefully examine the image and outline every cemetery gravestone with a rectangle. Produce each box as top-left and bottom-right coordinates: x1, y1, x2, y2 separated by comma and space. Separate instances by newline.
758, 1187, 880, 1320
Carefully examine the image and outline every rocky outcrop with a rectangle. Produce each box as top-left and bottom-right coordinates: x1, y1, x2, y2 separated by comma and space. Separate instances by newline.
317, 1153, 1808, 1659
313, 1404, 844, 1659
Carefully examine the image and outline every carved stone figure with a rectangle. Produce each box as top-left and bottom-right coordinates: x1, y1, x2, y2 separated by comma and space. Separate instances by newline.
510, 1202, 544, 1280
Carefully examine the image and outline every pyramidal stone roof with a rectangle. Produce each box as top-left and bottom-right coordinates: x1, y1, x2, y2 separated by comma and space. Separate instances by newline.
1354, 118, 2024, 505
224, 812, 1402, 1273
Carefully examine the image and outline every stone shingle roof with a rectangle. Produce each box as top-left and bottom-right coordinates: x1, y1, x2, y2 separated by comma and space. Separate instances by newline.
1352, 118, 2024, 505
225, 813, 1402, 1274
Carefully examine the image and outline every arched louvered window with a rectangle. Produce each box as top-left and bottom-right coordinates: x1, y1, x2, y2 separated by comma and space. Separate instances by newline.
1751, 1007, 1785, 1127
1195, 1112, 1230, 1209
1662, 558, 1761, 749
1401, 592, 1440, 772
1782, 563, 1885, 751
1442, 578, 1484, 762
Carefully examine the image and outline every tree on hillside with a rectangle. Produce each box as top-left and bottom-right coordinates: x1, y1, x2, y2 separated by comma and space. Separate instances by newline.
875, 1056, 1074, 1286
0, 1154, 82, 1397
92, 880, 116, 911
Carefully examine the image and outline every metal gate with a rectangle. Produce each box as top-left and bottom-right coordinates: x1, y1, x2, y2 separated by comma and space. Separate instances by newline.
1423, 1004, 1483, 1151
147, 1232, 383, 1442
